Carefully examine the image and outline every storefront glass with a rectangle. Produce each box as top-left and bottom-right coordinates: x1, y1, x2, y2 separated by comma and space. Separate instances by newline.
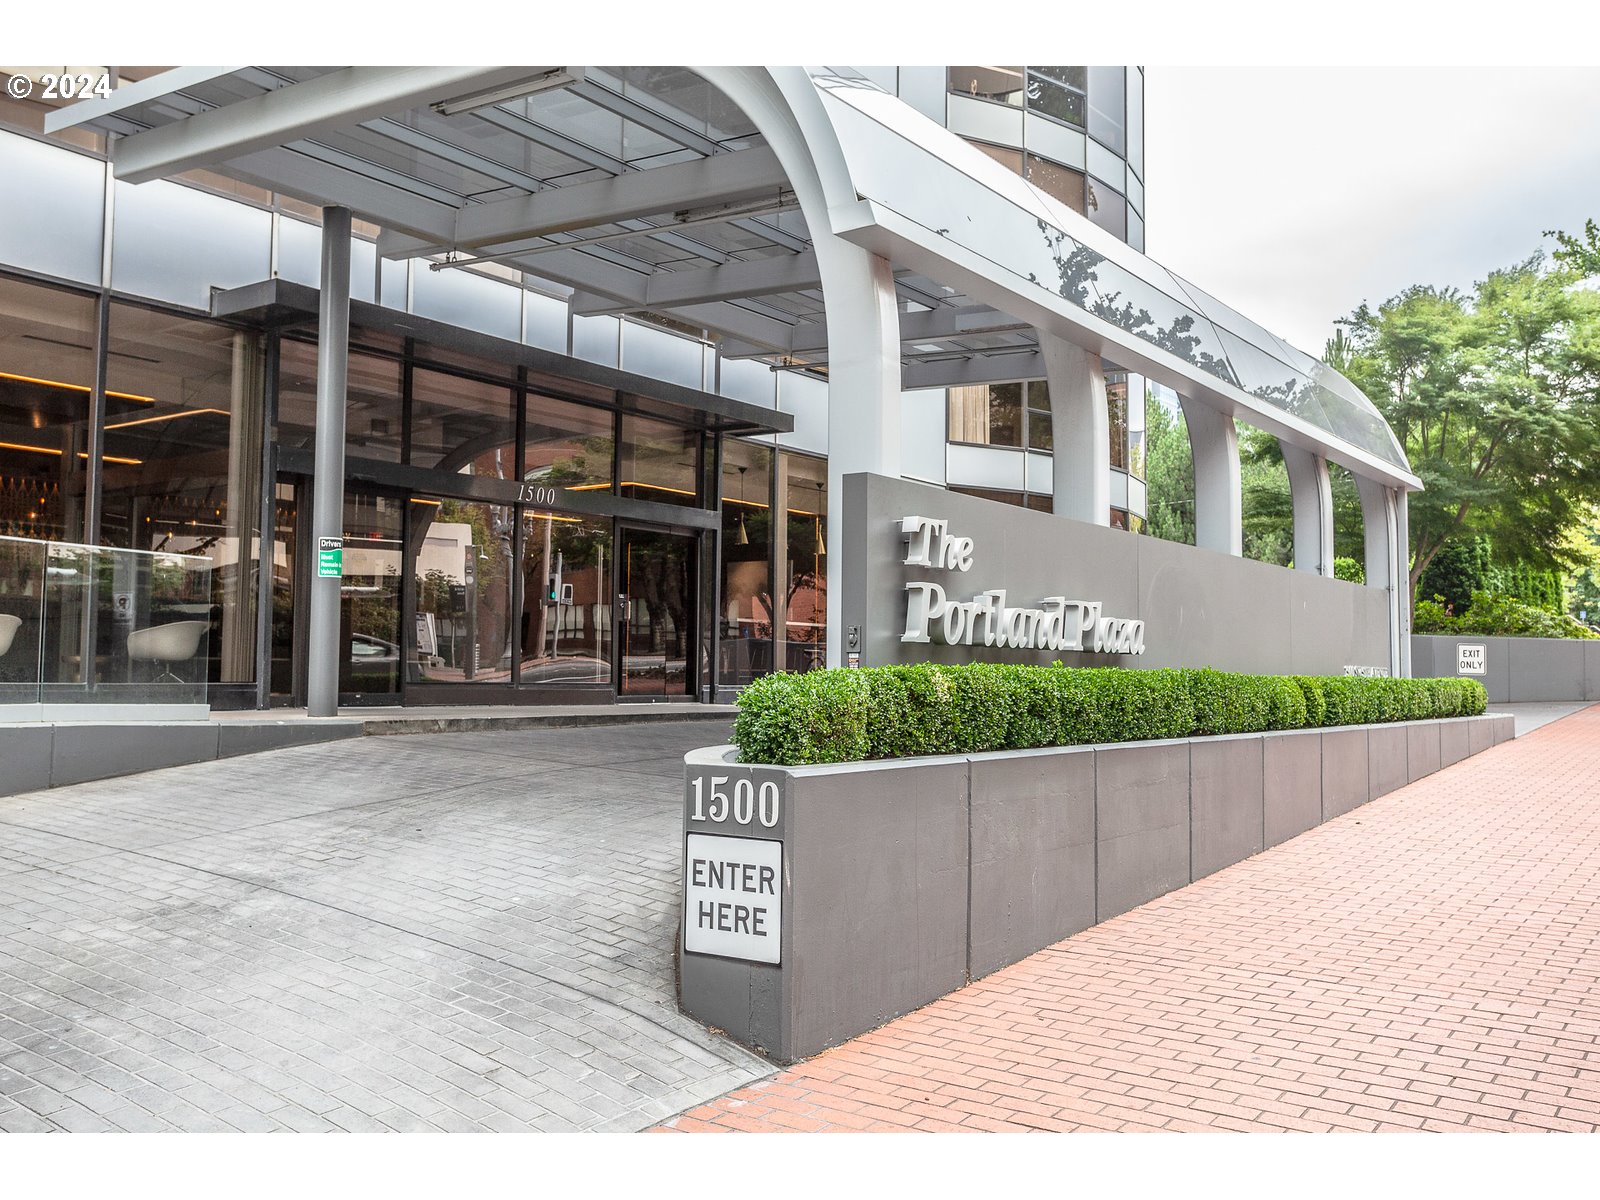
520, 511, 613, 687
410, 495, 515, 685
618, 414, 701, 507
781, 453, 826, 673
718, 439, 773, 687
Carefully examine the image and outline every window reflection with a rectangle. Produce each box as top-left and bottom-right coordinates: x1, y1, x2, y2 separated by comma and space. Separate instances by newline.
340, 490, 403, 698
520, 512, 613, 686
0, 276, 95, 543
719, 440, 772, 687
409, 496, 514, 685
781, 454, 826, 673
1024, 155, 1086, 216
277, 339, 403, 463
949, 382, 1023, 448
525, 393, 614, 495
409, 368, 514, 476
1027, 67, 1087, 127
618, 414, 701, 507
1086, 177, 1129, 241
1087, 65, 1127, 154
1106, 373, 1130, 471
948, 66, 1025, 106
102, 303, 264, 684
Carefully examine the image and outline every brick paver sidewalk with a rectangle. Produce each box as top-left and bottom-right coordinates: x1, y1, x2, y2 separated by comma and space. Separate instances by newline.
661, 706, 1600, 1133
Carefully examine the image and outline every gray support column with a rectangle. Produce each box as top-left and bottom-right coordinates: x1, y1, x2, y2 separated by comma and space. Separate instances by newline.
1038, 337, 1110, 525
814, 233, 901, 668
1355, 474, 1402, 678
1177, 395, 1242, 556
306, 206, 352, 718
1280, 443, 1335, 576
1395, 488, 1412, 677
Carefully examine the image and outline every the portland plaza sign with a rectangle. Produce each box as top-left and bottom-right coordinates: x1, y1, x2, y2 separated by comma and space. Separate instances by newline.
898, 515, 1146, 657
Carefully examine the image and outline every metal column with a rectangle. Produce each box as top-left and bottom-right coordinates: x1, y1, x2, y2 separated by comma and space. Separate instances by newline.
306, 206, 352, 718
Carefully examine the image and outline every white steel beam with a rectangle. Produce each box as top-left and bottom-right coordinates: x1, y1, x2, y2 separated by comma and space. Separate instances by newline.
107, 66, 546, 184
448, 146, 789, 251
44, 66, 245, 132
900, 350, 1044, 390
569, 251, 820, 315
223, 146, 459, 242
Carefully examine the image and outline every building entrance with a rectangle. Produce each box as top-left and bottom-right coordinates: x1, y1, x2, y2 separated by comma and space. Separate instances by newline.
617, 526, 696, 698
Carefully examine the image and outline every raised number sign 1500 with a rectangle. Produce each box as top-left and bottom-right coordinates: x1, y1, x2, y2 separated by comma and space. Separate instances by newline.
690, 775, 780, 828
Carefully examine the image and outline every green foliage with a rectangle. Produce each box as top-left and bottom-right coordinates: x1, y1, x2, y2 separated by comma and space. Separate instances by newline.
1332, 557, 1365, 584
1416, 538, 1491, 614
1335, 253, 1600, 615
1546, 218, 1600, 277
1413, 589, 1598, 639
734, 665, 1488, 766
1142, 390, 1195, 546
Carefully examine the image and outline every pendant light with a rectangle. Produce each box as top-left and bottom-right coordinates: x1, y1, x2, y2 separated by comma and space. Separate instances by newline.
734, 465, 749, 546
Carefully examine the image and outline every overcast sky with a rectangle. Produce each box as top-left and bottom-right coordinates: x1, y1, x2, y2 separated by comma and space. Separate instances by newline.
1143, 66, 1600, 358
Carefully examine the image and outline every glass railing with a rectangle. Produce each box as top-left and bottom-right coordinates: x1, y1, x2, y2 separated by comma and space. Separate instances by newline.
0, 534, 212, 708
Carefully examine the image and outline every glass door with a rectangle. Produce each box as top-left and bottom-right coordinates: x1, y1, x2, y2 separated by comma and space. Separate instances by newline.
339, 487, 404, 702
617, 527, 696, 697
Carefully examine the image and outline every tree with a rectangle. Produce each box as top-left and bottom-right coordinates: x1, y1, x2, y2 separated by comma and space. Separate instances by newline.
1336, 253, 1600, 613
1546, 218, 1600, 278
1142, 392, 1194, 545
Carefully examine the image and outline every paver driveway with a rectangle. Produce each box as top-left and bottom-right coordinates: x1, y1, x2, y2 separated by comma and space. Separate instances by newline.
0, 719, 772, 1132
664, 706, 1600, 1134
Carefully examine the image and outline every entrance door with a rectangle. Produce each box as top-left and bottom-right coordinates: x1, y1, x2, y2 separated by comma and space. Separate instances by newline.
617, 527, 695, 697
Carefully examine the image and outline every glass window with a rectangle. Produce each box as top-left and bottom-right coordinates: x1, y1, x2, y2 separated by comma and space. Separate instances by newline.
719, 440, 773, 688
970, 141, 1023, 176
409, 368, 515, 476
0, 276, 96, 544
519, 512, 612, 686
102, 304, 266, 684
1027, 67, 1087, 127
339, 489, 403, 698
781, 454, 826, 673
1127, 67, 1145, 180
618, 414, 701, 507
1087, 65, 1127, 154
1024, 155, 1086, 215
525, 392, 614, 496
1086, 177, 1129, 241
1105, 372, 1131, 471
1025, 380, 1053, 451
276, 339, 403, 463
948, 382, 1023, 448
948, 66, 1025, 107
950, 486, 1026, 508
409, 496, 515, 685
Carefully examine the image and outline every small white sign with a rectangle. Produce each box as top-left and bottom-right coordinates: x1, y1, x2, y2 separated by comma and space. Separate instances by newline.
1458, 643, 1487, 676
684, 833, 782, 964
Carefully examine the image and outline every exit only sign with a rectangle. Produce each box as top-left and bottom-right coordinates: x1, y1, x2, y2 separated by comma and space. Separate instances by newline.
1457, 643, 1487, 676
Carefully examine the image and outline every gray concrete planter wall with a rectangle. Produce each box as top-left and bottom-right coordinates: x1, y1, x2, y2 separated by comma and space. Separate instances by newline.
1412, 634, 1600, 703
679, 712, 1515, 1065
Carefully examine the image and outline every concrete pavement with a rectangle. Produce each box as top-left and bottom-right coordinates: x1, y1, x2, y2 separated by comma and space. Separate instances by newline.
0, 719, 773, 1132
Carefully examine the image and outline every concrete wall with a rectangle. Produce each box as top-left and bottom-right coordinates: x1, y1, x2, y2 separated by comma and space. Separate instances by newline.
844, 472, 1391, 676
0, 719, 362, 797
1412, 634, 1600, 703
680, 712, 1514, 1064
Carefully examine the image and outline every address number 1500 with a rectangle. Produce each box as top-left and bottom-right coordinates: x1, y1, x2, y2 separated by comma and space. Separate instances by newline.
690, 775, 780, 828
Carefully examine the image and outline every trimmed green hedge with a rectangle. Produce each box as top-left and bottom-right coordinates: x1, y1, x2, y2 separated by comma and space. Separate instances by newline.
733, 664, 1489, 766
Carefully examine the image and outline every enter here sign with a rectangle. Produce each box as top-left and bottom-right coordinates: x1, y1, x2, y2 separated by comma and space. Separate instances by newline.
684, 833, 782, 964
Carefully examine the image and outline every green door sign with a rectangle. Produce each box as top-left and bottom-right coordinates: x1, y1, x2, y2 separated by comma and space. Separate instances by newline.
317, 536, 344, 579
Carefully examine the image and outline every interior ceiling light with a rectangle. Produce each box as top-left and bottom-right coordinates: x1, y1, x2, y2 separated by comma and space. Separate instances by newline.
430, 69, 580, 117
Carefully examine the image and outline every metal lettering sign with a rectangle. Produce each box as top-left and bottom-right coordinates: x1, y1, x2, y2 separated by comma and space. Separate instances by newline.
899, 514, 1146, 655
683, 833, 782, 964
316, 536, 343, 579
1458, 643, 1487, 676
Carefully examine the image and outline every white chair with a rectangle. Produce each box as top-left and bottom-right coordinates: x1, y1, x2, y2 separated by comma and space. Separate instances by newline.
0, 614, 20, 658
127, 619, 208, 682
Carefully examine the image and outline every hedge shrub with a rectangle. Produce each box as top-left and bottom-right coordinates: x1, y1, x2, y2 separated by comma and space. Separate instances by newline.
733, 664, 1489, 766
